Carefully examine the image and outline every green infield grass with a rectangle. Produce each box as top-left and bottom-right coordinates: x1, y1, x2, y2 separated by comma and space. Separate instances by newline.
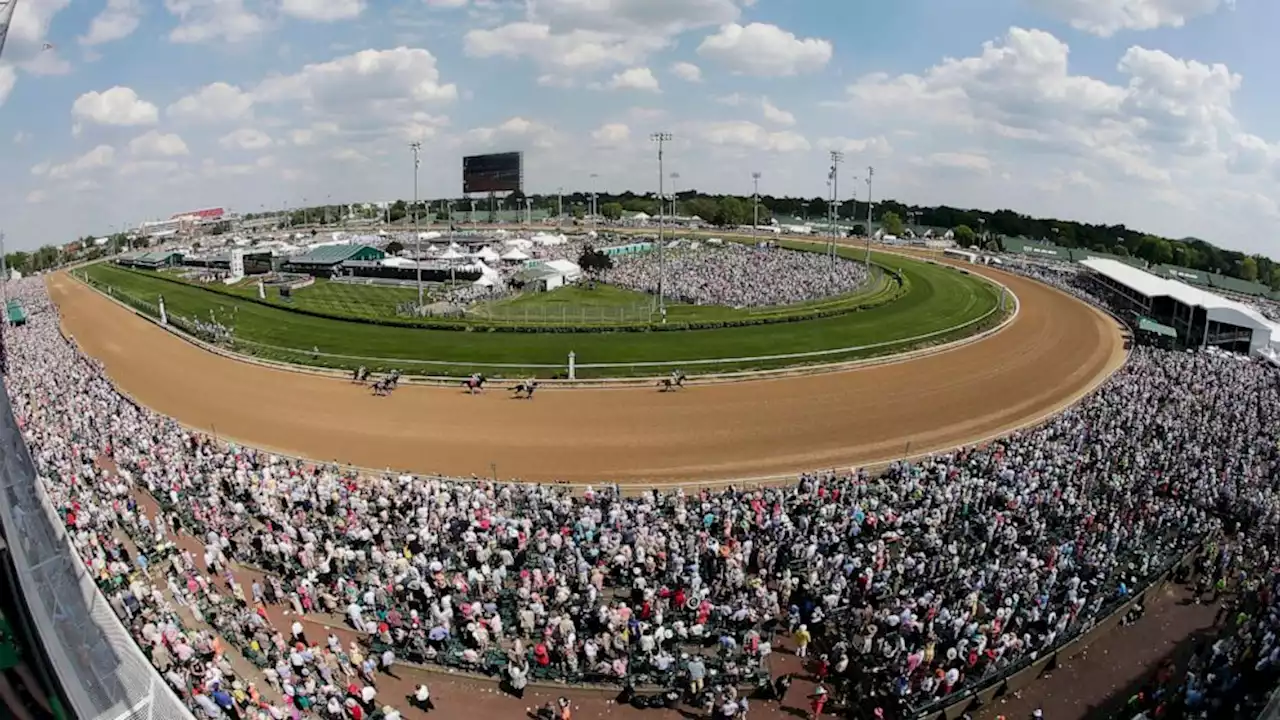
77, 247, 1005, 378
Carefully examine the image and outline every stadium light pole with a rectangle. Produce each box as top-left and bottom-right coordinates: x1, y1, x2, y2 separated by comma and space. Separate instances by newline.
670, 172, 680, 217
411, 141, 423, 307
0, 0, 17, 60
752, 172, 761, 245
589, 173, 599, 226
829, 150, 843, 266
865, 166, 875, 264
650, 132, 672, 315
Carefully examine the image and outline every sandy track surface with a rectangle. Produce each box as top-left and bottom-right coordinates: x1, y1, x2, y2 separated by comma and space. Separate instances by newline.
47, 264, 1125, 484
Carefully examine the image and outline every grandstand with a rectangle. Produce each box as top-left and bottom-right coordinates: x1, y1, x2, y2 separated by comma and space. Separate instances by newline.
1080, 257, 1280, 353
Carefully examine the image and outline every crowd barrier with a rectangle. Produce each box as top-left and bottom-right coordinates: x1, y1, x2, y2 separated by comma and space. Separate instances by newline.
0, 383, 194, 720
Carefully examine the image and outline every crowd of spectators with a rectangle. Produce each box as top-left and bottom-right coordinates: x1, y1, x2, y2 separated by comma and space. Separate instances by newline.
6, 260, 1280, 719
603, 243, 869, 308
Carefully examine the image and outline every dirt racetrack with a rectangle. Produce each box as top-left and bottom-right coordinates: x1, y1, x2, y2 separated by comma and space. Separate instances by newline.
47, 263, 1126, 485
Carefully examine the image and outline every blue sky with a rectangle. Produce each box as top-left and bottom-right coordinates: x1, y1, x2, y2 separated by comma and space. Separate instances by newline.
0, 0, 1273, 254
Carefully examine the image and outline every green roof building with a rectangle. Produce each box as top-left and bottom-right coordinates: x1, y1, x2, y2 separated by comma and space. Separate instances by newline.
285, 244, 385, 274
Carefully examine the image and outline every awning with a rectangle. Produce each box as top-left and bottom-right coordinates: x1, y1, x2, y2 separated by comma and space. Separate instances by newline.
1136, 316, 1177, 338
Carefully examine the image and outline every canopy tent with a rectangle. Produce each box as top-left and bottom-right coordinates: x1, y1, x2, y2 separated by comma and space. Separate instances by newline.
531, 232, 568, 245
381, 256, 415, 268
501, 248, 531, 262
473, 276, 496, 287
439, 248, 464, 261
475, 247, 501, 262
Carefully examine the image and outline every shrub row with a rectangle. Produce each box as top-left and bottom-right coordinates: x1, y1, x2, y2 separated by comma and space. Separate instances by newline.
93, 263, 912, 335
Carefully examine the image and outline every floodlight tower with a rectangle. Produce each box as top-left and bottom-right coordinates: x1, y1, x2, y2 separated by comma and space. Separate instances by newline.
411, 141, 423, 307
865, 166, 875, 263
830, 151, 845, 265
669, 172, 680, 217
751, 172, 762, 244
650, 132, 672, 315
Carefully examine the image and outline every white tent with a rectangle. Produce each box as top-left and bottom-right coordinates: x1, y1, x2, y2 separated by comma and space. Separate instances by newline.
504, 238, 534, 250
501, 248, 531, 262
475, 247, 501, 262
542, 259, 582, 282
381, 257, 415, 268
473, 275, 496, 287
440, 248, 464, 261
531, 232, 568, 245
424, 244, 441, 254
632, 212, 650, 221
419, 231, 442, 241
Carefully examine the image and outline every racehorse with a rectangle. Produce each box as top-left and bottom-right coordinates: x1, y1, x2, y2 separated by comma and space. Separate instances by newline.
352, 366, 369, 383
657, 371, 686, 392
462, 375, 486, 394
371, 377, 391, 396
511, 381, 539, 399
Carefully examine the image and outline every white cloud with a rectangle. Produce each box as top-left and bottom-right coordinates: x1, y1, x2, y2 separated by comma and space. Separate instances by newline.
607, 67, 660, 92
25, 190, 47, 205
253, 47, 457, 106
71, 86, 159, 127
13, 131, 30, 144
167, 82, 255, 123
670, 61, 702, 82
281, 0, 365, 21
698, 120, 810, 152
817, 136, 893, 156
464, 117, 559, 151
424, 0, 468, 6
79, 0, 144, 46
288, 122, 340, 146
219, 128, 273, 150
912, 152, 993, 174
760, 97, 794, 126
47, 144, 116, 180
464, 23, 667, 76
697, 23, 832, 76
1027, 0, 1231, 36
128, 130, 190, 158
464, 0, 747, 80
591, 122, 630, 147
163, 0, 266, 44
6, 0, 71, 64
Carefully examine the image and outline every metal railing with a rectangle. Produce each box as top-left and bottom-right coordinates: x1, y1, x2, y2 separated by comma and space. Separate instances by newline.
0, 384, 194, 720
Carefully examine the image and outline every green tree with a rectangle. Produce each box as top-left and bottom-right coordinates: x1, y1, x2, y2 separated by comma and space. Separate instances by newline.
1241, 256, 1259, 282
1269, 266, 1280, 290
881, 211, 905, 236
385, 241, 405, 255
1112, 245, 1130, 257
600, 203, 623, 221
712, 197, 748, 226
577, 246, 614, 275
953, 225, 976, 246
849, 224, 867, 237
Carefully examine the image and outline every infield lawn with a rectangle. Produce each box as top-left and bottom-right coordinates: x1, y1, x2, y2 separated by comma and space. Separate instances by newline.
79, 248, 1003, 377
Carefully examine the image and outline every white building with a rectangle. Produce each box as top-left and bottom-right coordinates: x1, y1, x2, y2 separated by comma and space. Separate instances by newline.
1080, 257, 1280, 354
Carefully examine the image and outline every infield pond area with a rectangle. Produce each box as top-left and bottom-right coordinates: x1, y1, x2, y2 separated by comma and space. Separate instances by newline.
78, 246, 1004, 378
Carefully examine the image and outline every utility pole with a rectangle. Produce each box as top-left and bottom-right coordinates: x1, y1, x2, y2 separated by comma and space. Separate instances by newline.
670, 172, 680, 218
751, 172, 762, 245
865, 167, 876, 264
650, 132, 672, 315
829, 151, 843, 266
411, 141, 423, 307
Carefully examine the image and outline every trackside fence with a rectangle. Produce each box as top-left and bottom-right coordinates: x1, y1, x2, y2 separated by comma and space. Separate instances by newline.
0, 384, 194, 720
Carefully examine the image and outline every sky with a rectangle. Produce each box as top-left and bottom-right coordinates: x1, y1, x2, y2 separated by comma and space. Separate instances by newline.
0, 0, 1275, 253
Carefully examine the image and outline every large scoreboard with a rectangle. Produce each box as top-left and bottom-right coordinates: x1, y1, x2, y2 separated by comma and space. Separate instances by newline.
462, 152, 523, 194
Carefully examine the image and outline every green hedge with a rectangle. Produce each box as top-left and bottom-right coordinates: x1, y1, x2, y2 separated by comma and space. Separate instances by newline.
98, 262, 909, 335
